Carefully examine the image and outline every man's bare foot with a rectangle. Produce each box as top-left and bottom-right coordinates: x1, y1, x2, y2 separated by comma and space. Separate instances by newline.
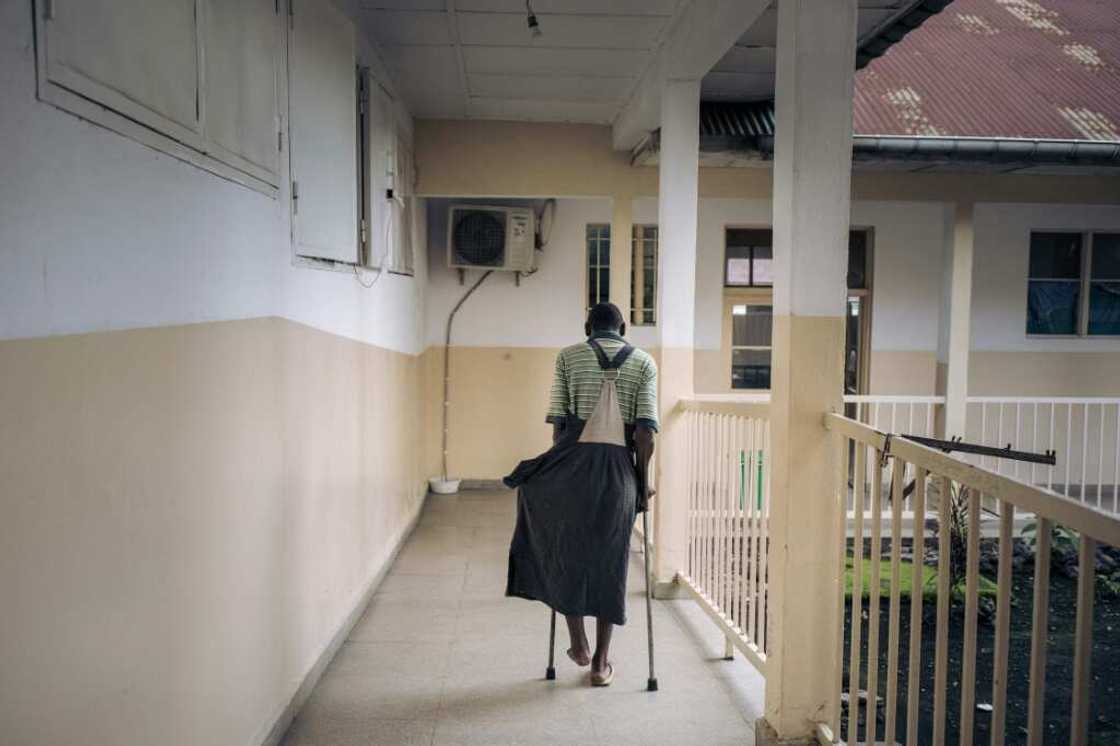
590, 661, 614, 687
567, 647, 591, 667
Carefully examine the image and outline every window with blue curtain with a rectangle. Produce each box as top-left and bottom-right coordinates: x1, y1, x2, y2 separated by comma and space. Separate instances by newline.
1090, 233, 1120, 335
1027, 232, 1081, 335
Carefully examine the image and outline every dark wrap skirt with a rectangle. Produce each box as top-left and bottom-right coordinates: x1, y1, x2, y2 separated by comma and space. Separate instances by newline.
503, 417, 638, 626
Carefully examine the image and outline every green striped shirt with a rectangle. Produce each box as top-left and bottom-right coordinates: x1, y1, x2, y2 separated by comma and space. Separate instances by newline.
546, 332, 659, 431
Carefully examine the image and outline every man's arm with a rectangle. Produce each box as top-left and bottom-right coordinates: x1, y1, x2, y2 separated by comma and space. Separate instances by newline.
634, 425, 655, 512
633, 356, 659, 511
546, 351, 569, 444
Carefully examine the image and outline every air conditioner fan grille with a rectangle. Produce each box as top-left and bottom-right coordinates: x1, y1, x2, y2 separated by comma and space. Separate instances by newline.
453, 211, 505, 266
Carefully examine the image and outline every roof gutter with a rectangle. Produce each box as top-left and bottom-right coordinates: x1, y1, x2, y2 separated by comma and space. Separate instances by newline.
633, 131, 1120, 169
751, 134, 1120, 167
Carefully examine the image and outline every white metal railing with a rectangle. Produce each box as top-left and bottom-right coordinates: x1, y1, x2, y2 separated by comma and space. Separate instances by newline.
823, 413, 1120, 746
676, 398, 771, 674
843, 394, 944, 440
966, 397, 1120, 512
842, 396, 944, 516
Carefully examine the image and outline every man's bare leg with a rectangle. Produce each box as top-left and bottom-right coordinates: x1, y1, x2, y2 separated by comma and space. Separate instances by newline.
565, 615, 591, 665
592, 618, 613, 675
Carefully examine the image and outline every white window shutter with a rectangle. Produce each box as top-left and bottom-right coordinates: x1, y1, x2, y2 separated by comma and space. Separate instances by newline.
201, 0, 280, 183
390, 140, 416, 275
367, 80, 393, 269
289, 0, 358, 263
45, 0, 202, 146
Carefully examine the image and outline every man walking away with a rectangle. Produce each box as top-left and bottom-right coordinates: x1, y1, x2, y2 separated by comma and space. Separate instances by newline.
504, 303, 657, 687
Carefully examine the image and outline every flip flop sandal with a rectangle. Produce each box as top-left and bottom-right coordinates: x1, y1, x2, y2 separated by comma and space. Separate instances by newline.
567, 649, 590, 667
590, 663, 614, 687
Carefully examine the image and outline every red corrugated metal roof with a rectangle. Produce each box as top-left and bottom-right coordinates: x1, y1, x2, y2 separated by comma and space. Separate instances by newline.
854, 0, 1120, 140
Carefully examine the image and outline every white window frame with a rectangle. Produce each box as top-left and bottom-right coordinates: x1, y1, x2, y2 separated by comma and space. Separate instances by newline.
1027, 230, 1120, 338
725, 293, 774, 392
32, 0, 283, 197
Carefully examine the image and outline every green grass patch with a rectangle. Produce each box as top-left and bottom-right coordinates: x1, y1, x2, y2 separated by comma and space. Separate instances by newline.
844, 557, 998, 601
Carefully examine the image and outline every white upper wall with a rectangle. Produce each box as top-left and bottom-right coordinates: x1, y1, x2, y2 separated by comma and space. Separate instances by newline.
428, 192, 1120, 358
425, 197, 611, 349
690, 197, 946, 353
0, 0, 425, 356
972, 202, 1120, 353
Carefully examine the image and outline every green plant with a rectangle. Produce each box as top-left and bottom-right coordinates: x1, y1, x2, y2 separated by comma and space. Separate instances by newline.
1099, 571, 1120, 599
1021, 520, 1079, 554
927, 479, 999, 609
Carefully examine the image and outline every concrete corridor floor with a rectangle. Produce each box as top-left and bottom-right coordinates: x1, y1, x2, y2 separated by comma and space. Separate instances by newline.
282, 489, 763, 745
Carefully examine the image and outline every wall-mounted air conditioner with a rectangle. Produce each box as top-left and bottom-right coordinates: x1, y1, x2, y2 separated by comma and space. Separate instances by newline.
447, 205, 536, 272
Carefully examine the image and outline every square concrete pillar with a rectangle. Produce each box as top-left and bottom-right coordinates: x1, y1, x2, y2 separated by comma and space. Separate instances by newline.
937, 202, 974, 438
651, 79, 700, 593
763, 0, 858, 740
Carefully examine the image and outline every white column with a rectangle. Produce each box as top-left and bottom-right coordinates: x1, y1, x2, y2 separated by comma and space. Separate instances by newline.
762, 0, 857, 741
651, 79, 700, 594
939, 202, 974, 438
610, 195, 633, 318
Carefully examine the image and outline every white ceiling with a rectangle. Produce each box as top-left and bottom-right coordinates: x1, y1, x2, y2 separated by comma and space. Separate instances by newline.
361, 1, 921, 124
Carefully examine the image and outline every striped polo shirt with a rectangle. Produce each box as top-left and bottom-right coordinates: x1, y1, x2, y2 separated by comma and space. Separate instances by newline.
546, 331, 659, 431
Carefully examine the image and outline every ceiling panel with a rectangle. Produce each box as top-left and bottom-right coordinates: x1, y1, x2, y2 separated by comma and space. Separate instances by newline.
456, 0, 677, 15
456, 12, 666, 49
381, 45, 465, 118
735, 6, 778, 47
360, 1, 447, 10
711, 46, 775, 74
462, 45, 646, 77
468, 73, 632, 102
362, 10, 451, 46
466, 97, 618, 124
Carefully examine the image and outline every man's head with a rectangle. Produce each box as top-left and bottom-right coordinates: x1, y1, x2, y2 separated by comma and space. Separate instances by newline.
585, 302, 626, 338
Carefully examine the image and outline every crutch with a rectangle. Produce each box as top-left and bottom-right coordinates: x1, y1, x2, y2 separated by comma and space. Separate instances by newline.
641, 508, 658, 691
545, 609, 557, 680
544, 542, 657, 690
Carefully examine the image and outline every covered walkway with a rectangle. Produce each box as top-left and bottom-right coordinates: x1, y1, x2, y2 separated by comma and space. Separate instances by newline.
282, 489, 762, 746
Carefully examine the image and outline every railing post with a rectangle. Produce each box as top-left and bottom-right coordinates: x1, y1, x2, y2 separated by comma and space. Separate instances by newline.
761, 0, 856, 741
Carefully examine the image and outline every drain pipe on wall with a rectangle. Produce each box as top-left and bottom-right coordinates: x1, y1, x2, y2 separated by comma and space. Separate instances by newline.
441, 270, 494, 483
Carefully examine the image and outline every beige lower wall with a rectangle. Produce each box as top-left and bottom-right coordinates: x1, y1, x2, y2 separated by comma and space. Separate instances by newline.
694, 348, 727, 393
694, 348, 938, 396
426, 345, 667, 481
425, 345, 1120, 481
0, 317, 426, 746
968, 352, 1120, 396
424, 346, 559, 481
869, 351, 939, 395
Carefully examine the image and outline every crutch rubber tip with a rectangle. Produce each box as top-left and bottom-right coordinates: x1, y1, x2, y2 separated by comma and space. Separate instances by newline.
647, 678, 658, 692
545, 667, 556, 680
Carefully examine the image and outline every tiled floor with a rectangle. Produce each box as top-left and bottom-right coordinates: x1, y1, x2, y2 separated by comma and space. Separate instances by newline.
282, 489, 763, 745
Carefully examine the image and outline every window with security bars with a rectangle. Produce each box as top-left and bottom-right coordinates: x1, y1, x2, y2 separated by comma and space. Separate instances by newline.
1027, 232, 1120, 336
631, 225, 658, 325
586, 224, 611, 311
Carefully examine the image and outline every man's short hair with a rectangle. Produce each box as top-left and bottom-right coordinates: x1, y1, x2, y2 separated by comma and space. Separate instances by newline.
587, 302, 625, 331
